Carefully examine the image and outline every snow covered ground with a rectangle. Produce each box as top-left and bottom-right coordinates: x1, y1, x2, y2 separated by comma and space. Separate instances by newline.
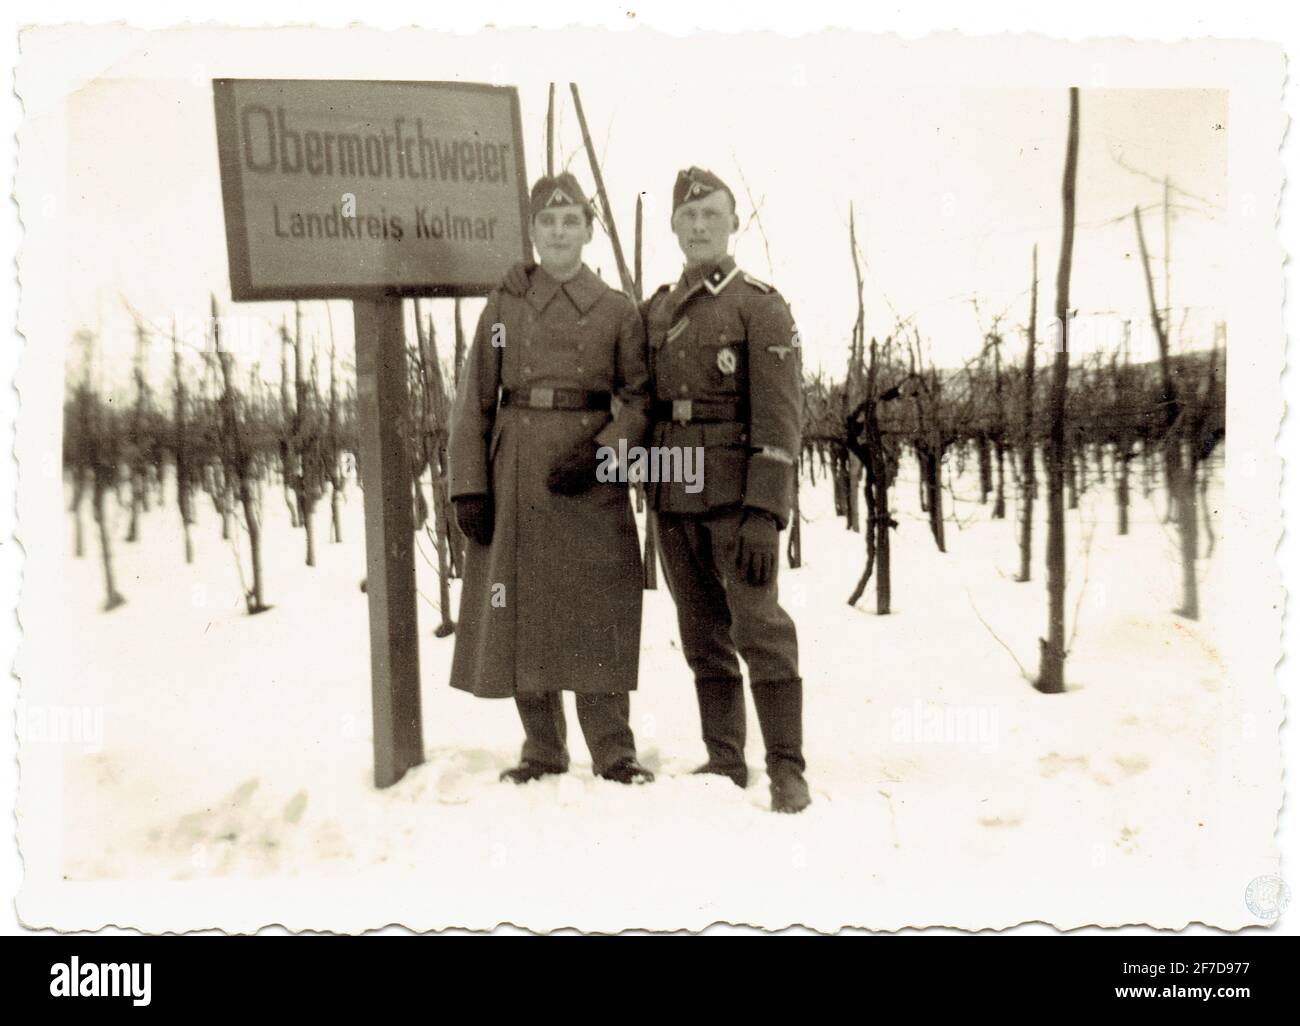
20, 456, 1281, 931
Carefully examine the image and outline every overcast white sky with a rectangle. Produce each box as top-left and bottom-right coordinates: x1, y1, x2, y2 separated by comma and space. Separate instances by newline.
44, 27, 1228, 390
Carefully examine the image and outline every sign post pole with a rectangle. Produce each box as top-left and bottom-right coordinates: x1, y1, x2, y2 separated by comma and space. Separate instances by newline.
354, 297, 424, 789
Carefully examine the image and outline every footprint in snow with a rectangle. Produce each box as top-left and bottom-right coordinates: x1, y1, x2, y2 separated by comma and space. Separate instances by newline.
1038, 753, 1088, 778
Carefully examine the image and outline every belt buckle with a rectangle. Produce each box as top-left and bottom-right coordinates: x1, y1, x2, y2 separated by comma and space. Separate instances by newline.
530, 387, 555, 409
672, 398, 693, 424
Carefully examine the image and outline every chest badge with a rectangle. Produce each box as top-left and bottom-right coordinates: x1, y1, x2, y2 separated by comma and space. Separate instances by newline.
716, 346, 738, 374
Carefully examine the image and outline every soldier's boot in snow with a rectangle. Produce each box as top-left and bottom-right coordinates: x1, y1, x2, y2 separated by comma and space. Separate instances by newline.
499, 760, 567, 785
694, 678, 748, 787
598, 759, 656, 785
691, 761, 748, 788
767, 762, 812, 814
575, 692, 643, 783
752, 679, 810, 814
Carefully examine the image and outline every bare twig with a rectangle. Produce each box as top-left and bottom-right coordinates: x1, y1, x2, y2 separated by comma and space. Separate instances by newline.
943, 466, 978, 530
1108, 147, 1221, 211
965, 587, 1033, 683
732, 156, 775, 279
1065, 518, 1097, 654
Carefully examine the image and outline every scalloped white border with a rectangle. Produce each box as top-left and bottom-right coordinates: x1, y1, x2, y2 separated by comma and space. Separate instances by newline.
1, 6, 1293, 936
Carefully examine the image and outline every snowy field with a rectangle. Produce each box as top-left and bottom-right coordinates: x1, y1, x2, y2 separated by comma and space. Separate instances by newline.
27, 455, 1278, 931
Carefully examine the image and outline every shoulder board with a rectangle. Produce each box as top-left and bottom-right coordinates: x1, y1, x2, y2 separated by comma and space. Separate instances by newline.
646, 282, 673, 307
640, 283, 672, 318
742, 273, 775, 294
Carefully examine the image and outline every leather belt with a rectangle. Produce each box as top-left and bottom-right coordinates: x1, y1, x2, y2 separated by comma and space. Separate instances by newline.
651, 398, 748, 424
501, 387, 611, 411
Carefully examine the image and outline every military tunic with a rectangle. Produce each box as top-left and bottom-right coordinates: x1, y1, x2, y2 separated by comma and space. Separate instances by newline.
448, 264, 650, 699
643, 256, 801, 526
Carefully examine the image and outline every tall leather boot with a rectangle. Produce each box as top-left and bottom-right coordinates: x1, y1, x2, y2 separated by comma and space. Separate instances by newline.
751, 679, 810, 813
692, 678, 748, 787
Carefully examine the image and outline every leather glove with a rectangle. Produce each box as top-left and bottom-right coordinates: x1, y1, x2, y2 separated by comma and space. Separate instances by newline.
736, 508, 780, 586
502, 260, 536, 297
546, 438, 603, 497
454, 494, 494, 546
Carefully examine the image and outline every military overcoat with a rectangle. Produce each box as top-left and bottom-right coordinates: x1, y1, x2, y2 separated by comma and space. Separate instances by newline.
447, 264, 650, 698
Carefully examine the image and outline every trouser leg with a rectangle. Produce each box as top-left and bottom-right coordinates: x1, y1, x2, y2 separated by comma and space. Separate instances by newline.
703, 512, 801, 687
656, 513, 745, 687
574, 693, 637, 776
514, 692, 569, 771
704, 511, 804, 772
656, 513, 747, 768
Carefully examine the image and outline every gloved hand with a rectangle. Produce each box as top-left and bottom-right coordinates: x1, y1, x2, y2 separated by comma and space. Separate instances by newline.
454, 494, 494, 545
546, 438, 603, 497
735, 508, 780, 586
501, 260, 536, 297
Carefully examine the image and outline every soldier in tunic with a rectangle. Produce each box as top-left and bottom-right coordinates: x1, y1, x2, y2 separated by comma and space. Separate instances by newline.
447, 173, 655, 786
642, 167, 810, 813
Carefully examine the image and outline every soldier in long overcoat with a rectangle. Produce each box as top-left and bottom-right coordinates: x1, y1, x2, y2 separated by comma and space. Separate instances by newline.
447, 173, 654, 786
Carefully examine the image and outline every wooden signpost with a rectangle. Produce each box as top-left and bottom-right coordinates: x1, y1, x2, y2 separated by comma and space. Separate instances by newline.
214, 78, 530, 788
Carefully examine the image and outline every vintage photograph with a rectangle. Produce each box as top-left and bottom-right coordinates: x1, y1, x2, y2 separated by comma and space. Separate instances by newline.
11, 24, 1285, 932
